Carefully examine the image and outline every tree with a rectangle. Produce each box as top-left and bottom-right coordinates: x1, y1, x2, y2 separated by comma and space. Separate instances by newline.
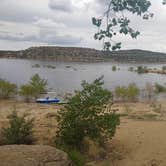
155, 83, 166, 93
55, 77, 120, 151
0, 79, 17, 99
19, 84, 35, 102
1, 109, 34, 145
127, 83, 140, 101
115, 83, 139, 101
28, 74, 47, 99
137, 66, 148, 74
112, 65, 117, 71
115, 86, 127, 101
20, 74, 47, 101
92, 0, 166, 51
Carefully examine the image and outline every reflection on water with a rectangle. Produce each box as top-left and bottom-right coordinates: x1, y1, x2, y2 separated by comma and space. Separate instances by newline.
0, 58, 166, 94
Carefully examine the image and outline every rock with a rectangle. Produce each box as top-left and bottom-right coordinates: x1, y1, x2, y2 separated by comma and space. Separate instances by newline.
0, 145, 72, 166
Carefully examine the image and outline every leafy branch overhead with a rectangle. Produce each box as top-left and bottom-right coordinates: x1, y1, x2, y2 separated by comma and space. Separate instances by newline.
92, 0, 153, 51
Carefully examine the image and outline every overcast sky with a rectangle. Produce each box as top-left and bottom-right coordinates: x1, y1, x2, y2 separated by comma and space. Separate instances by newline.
0, 0, 165, 52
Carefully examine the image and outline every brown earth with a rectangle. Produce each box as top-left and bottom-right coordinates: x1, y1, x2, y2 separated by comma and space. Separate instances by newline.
0, 99, 63, 145
1, 100, 166, 166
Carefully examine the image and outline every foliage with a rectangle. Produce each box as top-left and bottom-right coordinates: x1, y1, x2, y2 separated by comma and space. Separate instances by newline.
20, 74, 47, 101
55, 77, 120, 151
115, 83, 139, 101
127, 83, 140, 101
115, 86, 127, 101
112, 65, 117, 71
136, 66, 148, 74
128, 67, 134, 71
68, 150, 85, 166
43, 64, 56, 69
155, 83, 166, 93
19, 84, 35, 102
29, 74, 47, 98
32, 64, 40, 68
162, 66, 166, 71
0, 79, 17, 99
1, 109, 34, 145
92, 0, 152, 51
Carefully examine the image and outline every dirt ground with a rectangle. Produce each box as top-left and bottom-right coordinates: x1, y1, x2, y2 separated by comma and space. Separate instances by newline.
0, 99, 62, 145
1, 100, 166, 166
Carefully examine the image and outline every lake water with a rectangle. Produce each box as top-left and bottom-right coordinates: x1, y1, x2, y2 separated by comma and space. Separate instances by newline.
0, 58, 166, 94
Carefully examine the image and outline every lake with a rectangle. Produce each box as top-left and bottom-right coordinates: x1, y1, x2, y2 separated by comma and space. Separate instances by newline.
0, 58, 166, 94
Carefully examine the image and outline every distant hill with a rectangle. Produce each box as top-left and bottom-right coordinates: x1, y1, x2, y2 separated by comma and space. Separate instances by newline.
0, 46, 166, 63
0, 47, 104, 62
106, 49, 166, 63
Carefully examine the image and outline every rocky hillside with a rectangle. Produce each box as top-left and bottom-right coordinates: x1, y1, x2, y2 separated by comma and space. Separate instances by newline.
0, 46, 104, 62
0, 46, 166, 63
106, 49, 166, 63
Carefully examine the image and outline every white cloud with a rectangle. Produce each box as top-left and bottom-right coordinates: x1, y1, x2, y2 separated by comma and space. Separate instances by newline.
48, 0, 74, 12
34, 18, 66, 29
0, 0, 165, 52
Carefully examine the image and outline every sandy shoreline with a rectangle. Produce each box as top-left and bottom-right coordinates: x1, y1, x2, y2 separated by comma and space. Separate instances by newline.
1, 99, 166, 165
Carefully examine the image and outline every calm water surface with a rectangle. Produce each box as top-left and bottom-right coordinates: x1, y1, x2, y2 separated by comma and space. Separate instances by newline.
0, 58, 166, 94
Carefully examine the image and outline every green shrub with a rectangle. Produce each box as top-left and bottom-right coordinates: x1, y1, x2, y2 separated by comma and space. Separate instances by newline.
112, 65, 117, 71
19, 84, 34, 102
32, 64, 40, 68
127, 83, 140, 102
155, 83, 166, 93
128, 67, 134, 71
55, 77, 120, 151
43, 65, 56, 69
115, 84, 139, 102
0, 79, 17, 99
68, 150, 85, 166
136, 66, 148, 74
115, 86, 127, 101
1, 110, 34, 145
162, 66, 166, 71
20, 74, 47, 101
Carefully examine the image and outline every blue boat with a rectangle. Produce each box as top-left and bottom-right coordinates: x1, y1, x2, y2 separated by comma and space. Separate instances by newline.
36, 97, 60, 104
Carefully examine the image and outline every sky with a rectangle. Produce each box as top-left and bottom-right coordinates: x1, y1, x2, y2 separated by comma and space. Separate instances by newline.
0, 0, 166, 52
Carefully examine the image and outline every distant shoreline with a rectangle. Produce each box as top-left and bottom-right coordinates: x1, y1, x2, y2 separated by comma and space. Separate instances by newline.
0, 46, 166, 63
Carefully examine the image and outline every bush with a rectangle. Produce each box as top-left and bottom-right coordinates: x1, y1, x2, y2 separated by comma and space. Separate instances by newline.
55, 77, 120, 151
112, 65, 117, 71
0, 79, 17, 99
127, 83, 140, 101
115, 84, 140, 102
32, 64, 40, 68
115, 86, 127, 101
162, 66, 166, 71
68, 150, 85, 166
19, 84, 35, 102
20, 74, 47, 101
136, 66, 148, 74
155, 83, 166, 93
128, 66, 134, 71
1, 110, 34, 145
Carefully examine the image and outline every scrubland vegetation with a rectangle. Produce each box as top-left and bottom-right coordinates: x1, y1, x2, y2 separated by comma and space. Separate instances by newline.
1, 109, 34, 145
0, 75, 166, 165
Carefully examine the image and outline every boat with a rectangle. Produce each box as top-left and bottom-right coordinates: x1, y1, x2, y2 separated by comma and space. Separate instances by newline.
36, 97, 60, 104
